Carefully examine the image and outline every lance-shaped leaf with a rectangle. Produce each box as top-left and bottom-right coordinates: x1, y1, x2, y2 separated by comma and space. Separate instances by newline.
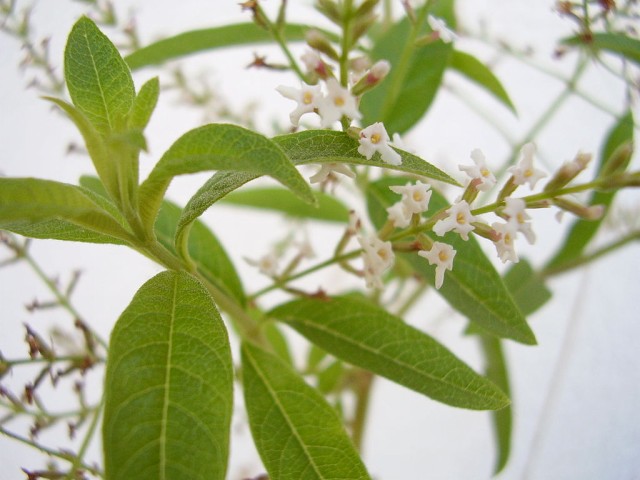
138, 124, 315, 229
65, 16, 135, 136
270, 297, 509, 410
367, 177, 535, 345
241, 341, 371, 480
562, 32, 640, 66
103, 271, 234, 480
125, 23, 335, 70
450, 50, 516, 113
545, 112, 635, 271
0, 178, 132, 242
503, 259, 551, 316
128, 76, 160, 131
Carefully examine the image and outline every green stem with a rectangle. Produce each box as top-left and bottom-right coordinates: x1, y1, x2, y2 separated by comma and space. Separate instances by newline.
339, 0, 354, 88
64, 396, 104, 480
351, 369, 374, 452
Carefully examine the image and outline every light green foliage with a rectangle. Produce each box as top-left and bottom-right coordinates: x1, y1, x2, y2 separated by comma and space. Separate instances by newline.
563, 32, 640, 65
270, 296, 510, 410
241, 341, 371, 480
504, 259, 552, 315
128, 76, 160, 131
103, 271, 233, 480
450, 50, 516, 113
367, 178, 536, 345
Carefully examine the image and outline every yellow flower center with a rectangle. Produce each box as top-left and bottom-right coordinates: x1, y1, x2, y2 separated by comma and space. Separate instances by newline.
456, 212, 466, 225
303, 91, 313, 105
334, 96, 345, 107
504, 233, 513, 245
517, 212, 525, 224
413, 191, 423, 202
438, 250, 449, 262
524, 168, 533, 178
377, 248, 389, 261
371, 133, 381, 144
481, 168, 490, 178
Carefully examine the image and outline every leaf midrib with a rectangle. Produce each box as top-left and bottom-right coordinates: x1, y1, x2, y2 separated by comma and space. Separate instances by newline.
80, 25, 114, 132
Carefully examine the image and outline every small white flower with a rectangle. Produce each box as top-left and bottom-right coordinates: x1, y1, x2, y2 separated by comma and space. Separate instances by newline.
357, 234, 395, 289
508, 143, 546, 189
276, 83, 323, 126
386, 201, 412, 228
389, 181, 432, 214
301, 50, 324, 74
502, 197, 535, 244
433, 200, 477, 240
428, 15, 458, 43
317, 78, 362, 127
245, 252, 279, 277
459, 149, 496, 192
358, 122, 402, 165
309, 163, 355, 184
367, 60, 391, 83
492, 221, 519, 263
418, 242, 456, 289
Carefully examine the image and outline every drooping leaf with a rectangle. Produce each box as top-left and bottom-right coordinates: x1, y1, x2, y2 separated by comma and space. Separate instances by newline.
479, 334, 512, 474
64, 16, 135, 136
103, 271, 234, 480
138, 123, 315, 229
0, 178, 132, 242
241, 341, 371, 480
129, 76, 160, 131
545, 112, 635, 271
450, 50, 516, 113
360, 1, 456, 134
125, 23, 335, 70
221, 187, 350, 223
154, 200, 246, 306
367, 177, 535, 345
503, 259, 551, 315
562, 32, 640, 66
270, 296, 510, 410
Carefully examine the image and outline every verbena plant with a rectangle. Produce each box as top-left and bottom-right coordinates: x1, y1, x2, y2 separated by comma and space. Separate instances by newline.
1, 0, 639, 478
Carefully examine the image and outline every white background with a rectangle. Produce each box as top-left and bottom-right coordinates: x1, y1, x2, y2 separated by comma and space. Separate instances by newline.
1, 1, 639, 479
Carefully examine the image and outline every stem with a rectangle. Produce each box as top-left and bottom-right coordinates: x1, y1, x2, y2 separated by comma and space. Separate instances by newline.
64, 396, 104, 480
339, 0, 354, 88
351, 369, 374, 452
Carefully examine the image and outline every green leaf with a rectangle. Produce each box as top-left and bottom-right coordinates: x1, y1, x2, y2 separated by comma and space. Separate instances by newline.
545, 112, 635, 271
0, 178, 132, 242
478, 334, 512, 474
367, 177, 536, 345
360, 1, 455, 134
125, 23, 334, 70
65, 16, 135, 136
103, 271, 234, 480
270, 296, 510, 410
221, 187, 350, 223
138, 124, 315, 229
129, 76, 160, 131
503, 259, 551, 315
562, 32, 640, 66
154, 200, 246, 306
241, 341, 371, 480
450, 50, 516, 113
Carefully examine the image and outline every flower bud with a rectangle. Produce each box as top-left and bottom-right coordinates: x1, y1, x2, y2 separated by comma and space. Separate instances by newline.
554, 197, 605, 220
600, 141, 633, 177
544, 152, 591, 191
351, 59, 391, 96
305, 29, 339, 60
316, 0, 342, 24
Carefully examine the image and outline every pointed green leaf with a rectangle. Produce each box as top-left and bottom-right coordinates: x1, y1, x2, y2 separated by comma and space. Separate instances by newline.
0, 178, 132, 242
154, 200, 246, 307
270, 296, 510, 410
562, 32, 640, 66
478, 335, 512, 474
65, 16, 135, 136
125, 23, 336, 70
103, 271, 234, 480
360, 1, 456, 134
221, 187, 350, 223
503, 259, 551, 315
367, 177, 536, 344
138, 124, 315, 229
450, 50, 516, 113
129, 76, 160, 131
546, 112, 634, 270
241, 341, 371, 480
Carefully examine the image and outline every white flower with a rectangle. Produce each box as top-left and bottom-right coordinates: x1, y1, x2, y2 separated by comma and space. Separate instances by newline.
418, 242, 456, 289
428, 15, 458, 43
508, 143, 546, 189
432, 200, 477, 240
386, 201, 412, 228
459, 149, 496, 192
358, 122, 402, 165
317, 78, 362, 127
301, 50, 324, 74
367, 60, 391, 83
309, 163, 355, 184
357, 234, 394, 290
389, 181, 432, 214
502, 197, 535, 244
245, 252, 279, 277
276, 83, 323, 126
492, 221, 519, 263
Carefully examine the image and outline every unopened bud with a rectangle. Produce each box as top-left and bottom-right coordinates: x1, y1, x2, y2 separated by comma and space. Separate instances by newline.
351, 12, 377, 43
305, 29, 339, 60
316, 0, 342, 24
356, 0, 380, 17
601, 141, 633, 177
351, 59, 391, 96
544, 152, 592, 191
471, 222, 500, 242
554, 197, 605, 220
301, 50, 331, 79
